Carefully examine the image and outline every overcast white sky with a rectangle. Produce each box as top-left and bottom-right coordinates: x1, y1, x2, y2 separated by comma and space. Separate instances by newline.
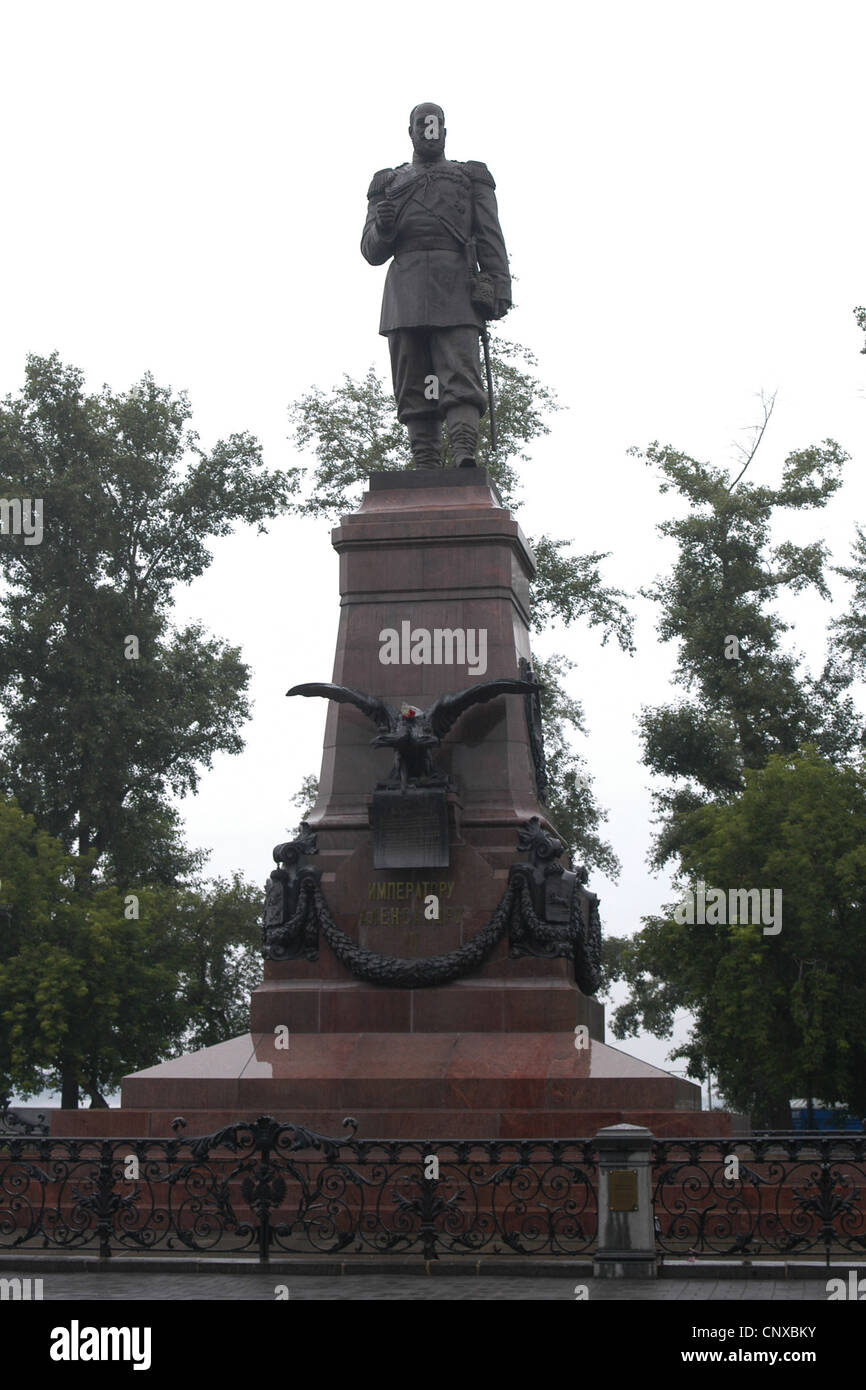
2, 0, 864, 1098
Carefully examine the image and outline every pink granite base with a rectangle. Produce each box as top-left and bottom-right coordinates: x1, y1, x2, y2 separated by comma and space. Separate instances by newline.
52, 1031, 728, 1139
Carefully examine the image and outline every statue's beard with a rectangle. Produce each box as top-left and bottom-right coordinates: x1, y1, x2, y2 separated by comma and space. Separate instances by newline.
414, 141, 443, 161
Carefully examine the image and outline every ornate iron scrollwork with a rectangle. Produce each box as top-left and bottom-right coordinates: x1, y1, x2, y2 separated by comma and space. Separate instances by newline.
0, 1092, 48, 1136
5, 1121, 866, 1263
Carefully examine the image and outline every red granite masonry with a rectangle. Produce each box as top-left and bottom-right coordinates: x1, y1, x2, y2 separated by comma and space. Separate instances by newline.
57, 470, 724, 1140
256, 469, 596, 1039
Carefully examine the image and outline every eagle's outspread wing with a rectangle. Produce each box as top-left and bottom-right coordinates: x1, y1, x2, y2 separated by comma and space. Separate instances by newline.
427, 679, 541, 739
287, 683, 396, 733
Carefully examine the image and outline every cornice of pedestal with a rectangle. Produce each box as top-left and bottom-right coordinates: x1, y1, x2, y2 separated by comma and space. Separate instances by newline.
330, 469, 537, 579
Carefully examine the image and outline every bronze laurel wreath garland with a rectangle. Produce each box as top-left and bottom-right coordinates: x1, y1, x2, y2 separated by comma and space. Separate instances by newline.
312, 880, 516, 987
265, 872, 601, 992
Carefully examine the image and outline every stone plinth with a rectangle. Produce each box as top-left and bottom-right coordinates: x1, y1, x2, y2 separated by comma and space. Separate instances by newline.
314, 466, 539, 828
45, 1033, 730, 1139
261, 467, 598, 1039
60, 469, 724, 1142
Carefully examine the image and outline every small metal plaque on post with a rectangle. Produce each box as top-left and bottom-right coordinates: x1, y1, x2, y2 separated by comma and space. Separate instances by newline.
371, 787, 449, 869
608, 1169, 639, 1212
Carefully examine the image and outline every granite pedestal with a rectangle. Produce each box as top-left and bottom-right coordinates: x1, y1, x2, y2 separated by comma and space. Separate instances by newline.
54, 470, 726, 1140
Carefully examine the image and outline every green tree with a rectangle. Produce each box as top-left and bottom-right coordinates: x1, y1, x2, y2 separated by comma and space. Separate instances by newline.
0, 799, 185, 1106
633, 401, 858, 867
831, 528, 866, 674
0, 352, 292, 885
289, 774, 320, 822
165, 873, 264, 1052
532, 653, 620, 878
604, 404, 863, 1122
0, 353, 289, 1102
0, 800, 265, 1105
605, 750, 866, 1126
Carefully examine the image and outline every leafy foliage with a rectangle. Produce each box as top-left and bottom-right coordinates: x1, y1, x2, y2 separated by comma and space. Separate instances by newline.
533, 653, 620, 879
0, 800, 181, 1104
289, 774, 320, 821
160, 873, 264, 1054
530, 535, 633, 649
287, 366, 409, 518
0, 799, 264, 1103
633, 410, 858, 867
607, 401, 865, 1122
286, 334, 558, 515
831, 525, 866, 676
0, 354, 289, 1102
604, 750, 866, 1125
0, 352, 291, 882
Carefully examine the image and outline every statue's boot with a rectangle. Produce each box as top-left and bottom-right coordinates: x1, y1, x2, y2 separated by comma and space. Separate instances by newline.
446, 404, 480, 468
407, 416, 442, 470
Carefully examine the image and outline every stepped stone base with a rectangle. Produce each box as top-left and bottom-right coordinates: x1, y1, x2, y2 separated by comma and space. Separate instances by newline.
50, 1031, 729, 1139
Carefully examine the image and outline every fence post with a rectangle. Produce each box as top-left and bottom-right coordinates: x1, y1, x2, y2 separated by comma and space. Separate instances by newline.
592, 1124, 656, 1279
96, 1143, 115, 1260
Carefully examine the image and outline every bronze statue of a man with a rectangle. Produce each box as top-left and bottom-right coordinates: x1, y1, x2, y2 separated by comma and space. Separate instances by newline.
361, 103, 512, 470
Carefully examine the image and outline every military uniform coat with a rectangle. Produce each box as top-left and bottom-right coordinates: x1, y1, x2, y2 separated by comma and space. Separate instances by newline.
361, 158, 511, 334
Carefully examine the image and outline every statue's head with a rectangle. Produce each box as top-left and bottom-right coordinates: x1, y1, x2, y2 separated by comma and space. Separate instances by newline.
409, 102, 446, 161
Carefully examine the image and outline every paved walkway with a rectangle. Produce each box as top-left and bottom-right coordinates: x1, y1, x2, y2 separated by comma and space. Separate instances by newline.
21, 1272, 834, 1300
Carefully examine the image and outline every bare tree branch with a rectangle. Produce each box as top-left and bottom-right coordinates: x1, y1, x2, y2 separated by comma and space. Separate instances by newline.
726, 390, 776, 494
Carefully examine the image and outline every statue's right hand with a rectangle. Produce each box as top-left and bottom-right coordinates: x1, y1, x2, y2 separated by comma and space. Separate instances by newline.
375, 200, 397, 236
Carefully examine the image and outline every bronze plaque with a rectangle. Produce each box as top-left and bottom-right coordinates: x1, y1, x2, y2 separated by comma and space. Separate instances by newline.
608, 1169, 639, 1211
372, 787, 449, 869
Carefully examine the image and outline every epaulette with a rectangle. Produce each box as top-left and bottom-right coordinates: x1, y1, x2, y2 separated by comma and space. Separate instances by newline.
367, 166, 398, 197
462, 160, 495, 188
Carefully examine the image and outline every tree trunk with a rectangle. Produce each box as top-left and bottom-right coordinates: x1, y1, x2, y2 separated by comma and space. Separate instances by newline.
768, 1099, 791, 1130
60, 1072, 79, 1109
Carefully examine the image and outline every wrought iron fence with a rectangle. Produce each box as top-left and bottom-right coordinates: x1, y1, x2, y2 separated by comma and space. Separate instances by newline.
2, 1117, 864, 1263
0, 1115, 597, 1261
653, 1135, 866, 1266
0, 1095, 48, 1137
